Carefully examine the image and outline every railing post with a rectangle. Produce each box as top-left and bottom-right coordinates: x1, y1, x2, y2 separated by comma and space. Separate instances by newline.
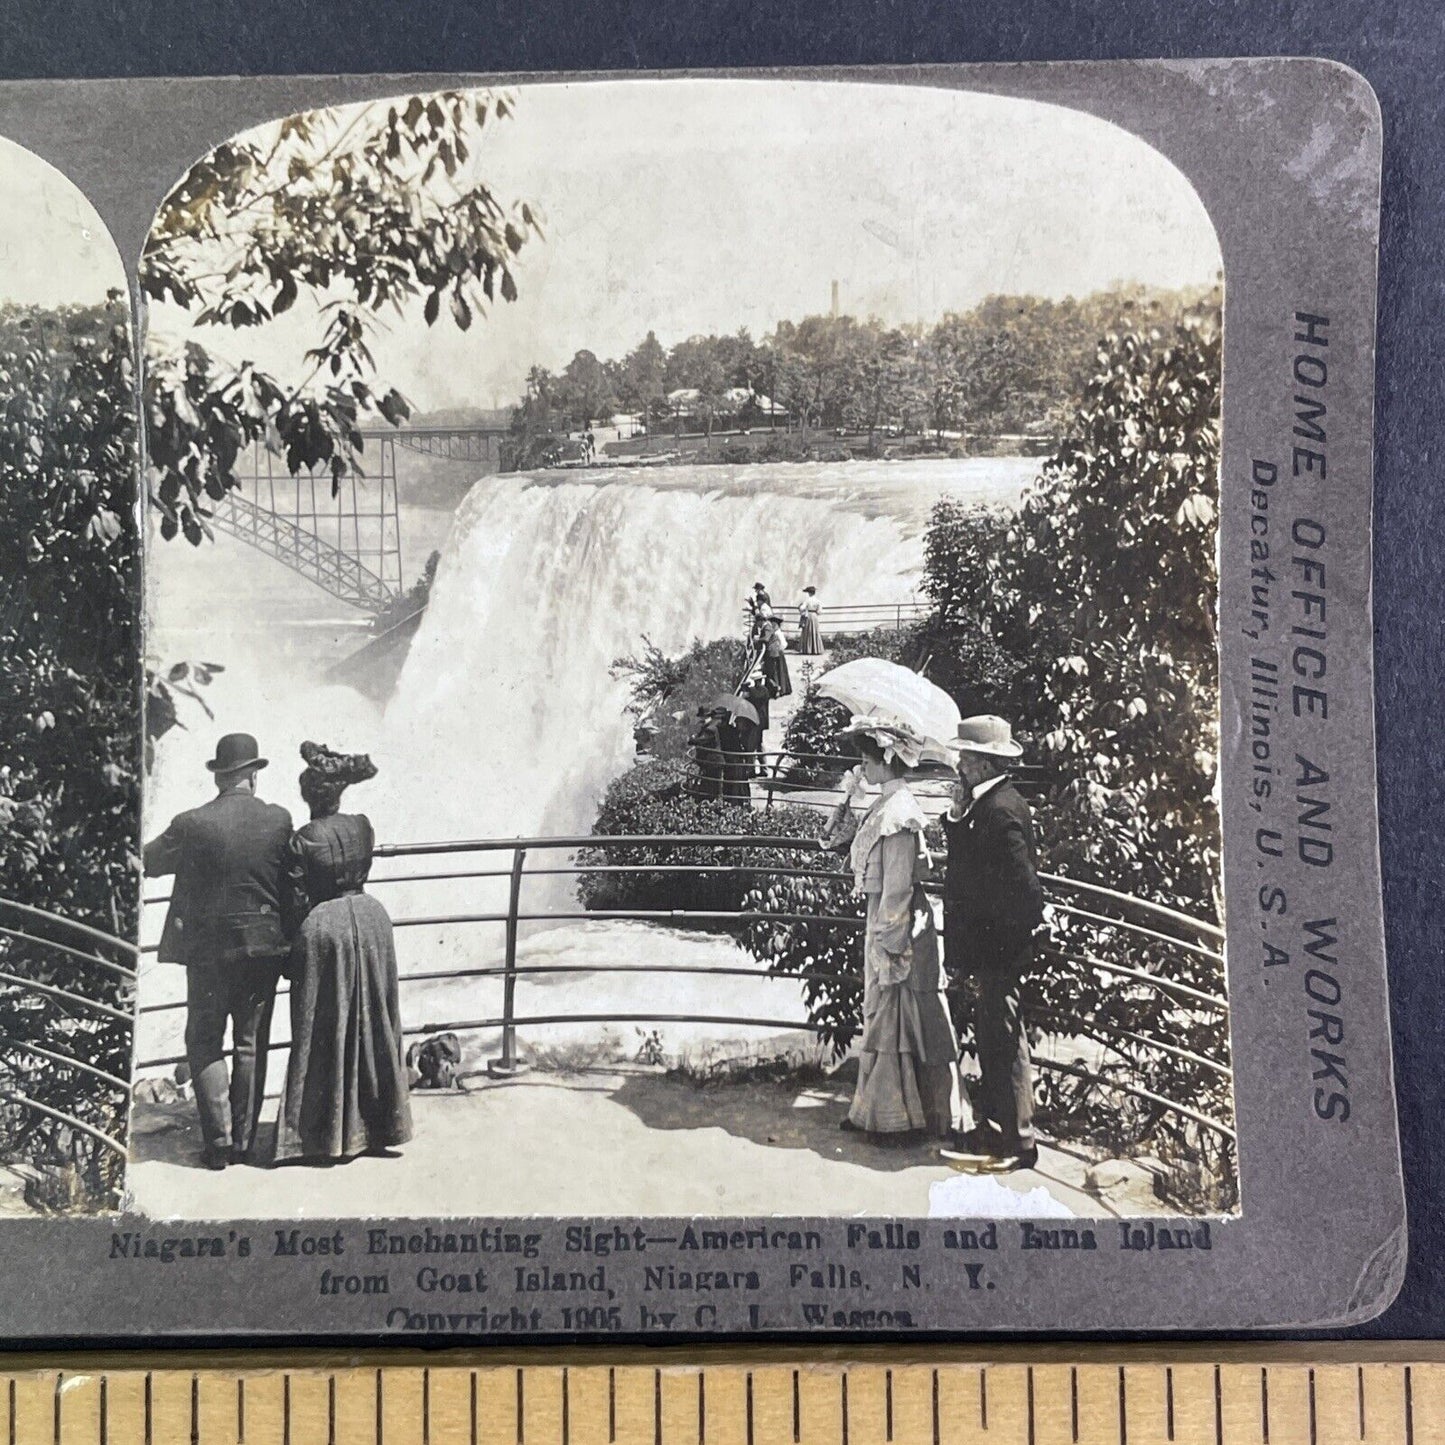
487, 846, 529, 1079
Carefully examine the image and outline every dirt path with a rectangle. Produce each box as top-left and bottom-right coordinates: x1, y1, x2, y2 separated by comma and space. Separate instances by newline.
126, 1069, 1152, 1222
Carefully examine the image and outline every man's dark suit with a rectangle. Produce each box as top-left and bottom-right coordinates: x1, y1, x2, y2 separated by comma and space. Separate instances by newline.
143, 789, 293, 1160
941, 779, 1044, 1149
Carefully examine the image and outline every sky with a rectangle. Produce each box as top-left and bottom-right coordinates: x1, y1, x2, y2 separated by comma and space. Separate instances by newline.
0, 136, 124, 308
145, 77, 1224, 412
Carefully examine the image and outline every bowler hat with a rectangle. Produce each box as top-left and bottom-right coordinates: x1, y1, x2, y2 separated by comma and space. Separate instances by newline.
205, 733, 268, 775
954, 715, 1023, 759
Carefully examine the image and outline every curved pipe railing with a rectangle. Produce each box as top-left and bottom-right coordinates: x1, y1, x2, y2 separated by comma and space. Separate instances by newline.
0, 902, 136, 1161
136, 832, 1230, 1144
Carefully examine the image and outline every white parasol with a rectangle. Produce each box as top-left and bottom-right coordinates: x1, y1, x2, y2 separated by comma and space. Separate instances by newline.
815, 657, 961, 769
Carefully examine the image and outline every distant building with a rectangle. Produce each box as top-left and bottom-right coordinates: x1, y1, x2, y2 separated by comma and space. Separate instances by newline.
664, 387, 790, 432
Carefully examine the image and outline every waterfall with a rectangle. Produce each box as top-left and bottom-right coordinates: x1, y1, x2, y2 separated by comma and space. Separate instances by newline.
373, 469, 931, 848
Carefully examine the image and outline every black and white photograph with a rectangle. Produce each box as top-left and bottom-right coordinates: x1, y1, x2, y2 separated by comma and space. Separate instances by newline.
0, 134, 138, 1216
125, 78, 1234, 1223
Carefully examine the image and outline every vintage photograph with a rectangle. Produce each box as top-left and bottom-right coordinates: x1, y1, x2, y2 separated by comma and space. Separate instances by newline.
127, 78, 1233, 1222
0, 137, 139, 1214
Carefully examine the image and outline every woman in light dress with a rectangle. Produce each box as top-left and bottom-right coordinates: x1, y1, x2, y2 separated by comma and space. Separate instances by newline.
824, 721, 957, 1139
797, 585, 824, 655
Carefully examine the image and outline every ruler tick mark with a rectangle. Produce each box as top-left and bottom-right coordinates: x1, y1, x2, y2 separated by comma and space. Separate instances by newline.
376, 1369, 384, 1445
654, 1369, 662, 1445
932, 1370, 940, 1445
1167, 1367, 1175, 1441
609, 1369, 617, 1443
1118, 1367, 1127, 1445
423, 1369, 431, 1445
793, 1370, 801, 1444
145, 1373, 153, 1445
1405, 1365, 1414, 1445
981, 1369, 989, 1430
8, 1376, 14, 1445
887, 1370, 894, 1442
284, 1374, 292, 1445
1214, 1366, 1223, 1445
1308, 1370, 1317, 1445
471, 1371, 479, 1445
1027, 1367, 1036, 1445
328, 1376, 337, 1445
51, 1371, 59, 1445
746, 1372, 755, 1445
1071, 1368, 1079, 1444
100, 1376, 108, 1445
696, 1372, 703, 1445
518, 1368, 526, 1445
1357, 1367, 1366, 1439
192, 1373, 201, 1445
563, 1369, 571, 1445
1261, 1369, 1270, 1445
237, 1377, 245, 1444
841, 1373, 849, 1445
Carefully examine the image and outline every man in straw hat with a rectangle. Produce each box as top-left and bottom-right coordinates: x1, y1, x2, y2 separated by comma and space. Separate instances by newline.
938, 715, 1044, 1171
143, 733, 293, 1169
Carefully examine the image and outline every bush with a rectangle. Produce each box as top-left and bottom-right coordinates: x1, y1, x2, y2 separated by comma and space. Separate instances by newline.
578, 763, 833, 921
610, 635, 751, 762
0, 297, 138, 1208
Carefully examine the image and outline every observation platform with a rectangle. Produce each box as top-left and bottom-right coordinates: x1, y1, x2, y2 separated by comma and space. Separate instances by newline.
125, 1067, 1160, 1222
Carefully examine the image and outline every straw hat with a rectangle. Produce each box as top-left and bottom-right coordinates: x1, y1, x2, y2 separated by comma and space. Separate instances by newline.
954, 715, 1023, 759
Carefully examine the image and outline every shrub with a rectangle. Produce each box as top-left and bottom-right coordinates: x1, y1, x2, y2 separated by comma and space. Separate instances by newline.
578, 762, 833, 922
610, 636, 751, 762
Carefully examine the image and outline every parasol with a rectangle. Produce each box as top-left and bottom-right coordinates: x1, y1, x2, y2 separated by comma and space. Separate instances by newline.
816, 657, 960, 768
710, 693, 761, 726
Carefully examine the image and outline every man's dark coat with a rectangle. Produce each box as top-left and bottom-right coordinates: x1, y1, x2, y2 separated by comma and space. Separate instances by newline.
940, 779, 1044, 973
143, 791, 294, 965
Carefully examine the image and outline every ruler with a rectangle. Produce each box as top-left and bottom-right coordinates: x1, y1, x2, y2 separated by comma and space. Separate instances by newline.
1, 1351, 1440, 1445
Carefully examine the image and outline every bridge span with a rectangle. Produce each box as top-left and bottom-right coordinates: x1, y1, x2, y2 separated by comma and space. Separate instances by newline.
210, 425, 508, 610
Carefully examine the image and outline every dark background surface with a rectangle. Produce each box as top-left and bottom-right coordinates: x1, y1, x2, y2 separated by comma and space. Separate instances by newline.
0, 0, 1437, 1341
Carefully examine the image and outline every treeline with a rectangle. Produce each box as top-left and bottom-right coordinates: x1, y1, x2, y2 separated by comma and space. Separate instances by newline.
507, 283, 1219, 461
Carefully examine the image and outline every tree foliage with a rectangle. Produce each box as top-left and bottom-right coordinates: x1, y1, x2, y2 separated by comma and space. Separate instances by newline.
509, 284, 1217, 447
0, 297, 139, 1205
142, 91, 541, 543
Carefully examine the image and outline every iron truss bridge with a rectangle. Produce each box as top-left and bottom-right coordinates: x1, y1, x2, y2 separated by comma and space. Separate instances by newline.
209, 427, 507, 610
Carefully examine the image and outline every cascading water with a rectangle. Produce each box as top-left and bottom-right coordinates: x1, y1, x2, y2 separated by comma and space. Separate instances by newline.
374, 469, 933, 847
137, 457, 1034, 1072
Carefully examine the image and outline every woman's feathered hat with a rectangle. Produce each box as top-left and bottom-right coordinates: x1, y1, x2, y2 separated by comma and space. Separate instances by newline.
299, 740, 378, 787
837, 715, 928, 770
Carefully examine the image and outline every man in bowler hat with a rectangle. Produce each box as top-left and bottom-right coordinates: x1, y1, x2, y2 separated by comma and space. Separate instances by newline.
143, 734, 293, 1168
938, 715, 1044, 1171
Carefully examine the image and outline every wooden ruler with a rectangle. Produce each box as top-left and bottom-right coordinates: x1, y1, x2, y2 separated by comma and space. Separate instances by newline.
1, 1350, 1440, 1445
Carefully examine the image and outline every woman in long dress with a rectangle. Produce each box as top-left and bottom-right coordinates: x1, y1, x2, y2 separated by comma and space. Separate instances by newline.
798, 586, 824, 655
825, 724, 956, 1139
760, 616, 793, 699
275, 742, 413, 1165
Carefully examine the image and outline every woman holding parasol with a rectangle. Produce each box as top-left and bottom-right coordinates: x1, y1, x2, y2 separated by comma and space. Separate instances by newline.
818, 660, 960, 1141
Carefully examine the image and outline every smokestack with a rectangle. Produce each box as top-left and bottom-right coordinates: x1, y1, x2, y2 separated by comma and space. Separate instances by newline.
830, 280, 840, 318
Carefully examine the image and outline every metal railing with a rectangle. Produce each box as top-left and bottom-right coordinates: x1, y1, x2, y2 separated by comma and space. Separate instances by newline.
680, 744, 1057, 810
744, 600, 932, 636
0, 899, 135, 1159
136, 833, 1231, 1140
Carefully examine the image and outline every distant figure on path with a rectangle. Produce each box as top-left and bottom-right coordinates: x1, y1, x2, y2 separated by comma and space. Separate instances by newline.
741, 666, 772, 735
143, 733, 292, 1170
761, 615, 793, 699
688, 708, 727, 800
798, 585, 824, 655
824, 723, 957, 1140
718, 715, 753, 805
938, 715, 1044, 1173
274, 742, 413, 1166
